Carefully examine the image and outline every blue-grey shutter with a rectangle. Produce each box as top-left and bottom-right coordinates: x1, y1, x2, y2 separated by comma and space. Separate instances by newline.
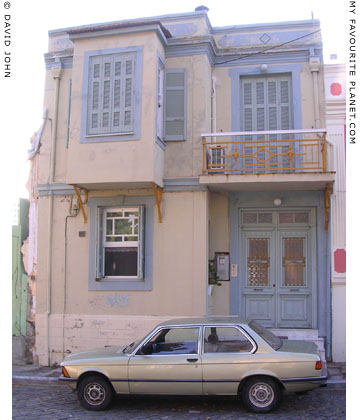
111, 56, 122, 132
164, 69, 186, 140
88, 57, 103, 135
87, 53, 135, 136
122, 56, 135, 133
241, 76, 292, 171
102, 57, 112, 134
280, 80, 291, 131
137, 205, 145, 279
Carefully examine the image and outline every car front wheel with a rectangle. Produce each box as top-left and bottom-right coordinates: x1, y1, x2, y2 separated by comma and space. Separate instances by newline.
242, 377, 282, 413
77, 375, 113, 411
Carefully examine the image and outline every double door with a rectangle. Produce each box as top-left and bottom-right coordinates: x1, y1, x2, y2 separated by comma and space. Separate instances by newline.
240, 210, 315, 328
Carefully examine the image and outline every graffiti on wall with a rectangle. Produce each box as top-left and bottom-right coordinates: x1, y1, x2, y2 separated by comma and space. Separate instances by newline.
105, 293, 130, 308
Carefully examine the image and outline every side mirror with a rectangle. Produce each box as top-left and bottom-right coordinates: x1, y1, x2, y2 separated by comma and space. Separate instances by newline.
137, 342, 154, 355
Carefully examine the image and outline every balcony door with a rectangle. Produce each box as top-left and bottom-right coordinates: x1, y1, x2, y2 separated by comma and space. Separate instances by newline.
239, 209, 316, 328
240, 75, 293, 172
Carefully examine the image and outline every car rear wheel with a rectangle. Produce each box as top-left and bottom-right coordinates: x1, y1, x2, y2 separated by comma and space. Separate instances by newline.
242, 377, 281, 413
77, 375, 113, 411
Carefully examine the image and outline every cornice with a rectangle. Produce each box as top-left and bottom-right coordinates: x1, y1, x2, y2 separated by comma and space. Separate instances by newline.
164, 177, 207, 192
166, 36, 217, 63
38, 183, 75, 197
212, 19, 320, 35
44, 49, 74, 70
37, 179, 208, 195
68, 23, 169, 48
48, 11, 210, 37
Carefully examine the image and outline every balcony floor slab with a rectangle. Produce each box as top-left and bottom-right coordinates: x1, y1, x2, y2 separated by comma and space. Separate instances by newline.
199, 172, 335, 192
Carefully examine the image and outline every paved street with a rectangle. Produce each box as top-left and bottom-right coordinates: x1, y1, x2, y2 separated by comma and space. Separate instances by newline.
13, 382, 345, 420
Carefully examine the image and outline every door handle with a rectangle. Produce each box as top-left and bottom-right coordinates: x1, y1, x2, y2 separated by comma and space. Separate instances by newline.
187, 358, 198, 363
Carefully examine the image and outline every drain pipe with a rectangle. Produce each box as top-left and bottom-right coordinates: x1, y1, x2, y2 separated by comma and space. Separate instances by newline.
45, 64, 62, 366
211, 76, 217, 135
309, 56, 321, 129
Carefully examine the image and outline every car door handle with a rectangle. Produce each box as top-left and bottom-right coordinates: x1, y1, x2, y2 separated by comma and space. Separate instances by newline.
187, 358, 198, 363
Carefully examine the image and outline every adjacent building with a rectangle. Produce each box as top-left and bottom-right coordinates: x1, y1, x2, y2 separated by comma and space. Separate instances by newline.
29, 7, 344, 366
324, 62, 346, 362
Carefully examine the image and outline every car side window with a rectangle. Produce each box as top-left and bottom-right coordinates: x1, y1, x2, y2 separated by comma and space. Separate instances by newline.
204, 327, 254, 353
138, 327, 200, 355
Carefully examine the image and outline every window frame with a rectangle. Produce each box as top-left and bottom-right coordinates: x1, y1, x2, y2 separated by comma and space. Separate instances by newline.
156, 55, 165, 143
101, 206, 143, 279
240, 74, 293, 134
81, 46, 143, 143
136, 326, 201, 356
88, 196, 155, 291
229, 64, 302, 133
202, 325, 257, 355
164, 68, 187, 141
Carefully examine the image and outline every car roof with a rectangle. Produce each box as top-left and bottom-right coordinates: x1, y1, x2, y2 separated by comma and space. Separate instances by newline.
157, 316, 251, 327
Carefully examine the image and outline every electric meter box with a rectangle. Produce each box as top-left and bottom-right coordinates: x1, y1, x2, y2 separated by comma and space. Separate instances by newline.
215, 253, 229, 281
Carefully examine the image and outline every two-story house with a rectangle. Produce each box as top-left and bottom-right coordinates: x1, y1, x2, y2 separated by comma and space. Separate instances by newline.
31, 7, 340, 366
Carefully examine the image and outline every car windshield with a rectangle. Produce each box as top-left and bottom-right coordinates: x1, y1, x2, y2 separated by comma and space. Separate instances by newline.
249, 320, 283, 350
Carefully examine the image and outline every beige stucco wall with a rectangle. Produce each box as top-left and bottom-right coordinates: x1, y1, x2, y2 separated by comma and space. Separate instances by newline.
67, 31, 164, 186
41, 30, 167, 189
35, 190, 209, 364
213, 61, 326, 133
38, 66, 73, 184
208, 191, 230, 315
164, 54, 212, 178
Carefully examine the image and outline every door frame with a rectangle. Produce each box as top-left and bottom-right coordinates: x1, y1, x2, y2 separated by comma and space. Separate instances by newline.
232, 206, 317, 329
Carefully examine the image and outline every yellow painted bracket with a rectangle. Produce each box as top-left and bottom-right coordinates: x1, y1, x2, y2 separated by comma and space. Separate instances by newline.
324, 183, 330, 231
72, 185, 88, 224
152, 182, 163, 223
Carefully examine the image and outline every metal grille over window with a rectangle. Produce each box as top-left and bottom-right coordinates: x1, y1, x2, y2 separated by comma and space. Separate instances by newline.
279, 211, 310, 224
247, 238, 270, 287
242, 212, 273, 224
282, 237, 306, 287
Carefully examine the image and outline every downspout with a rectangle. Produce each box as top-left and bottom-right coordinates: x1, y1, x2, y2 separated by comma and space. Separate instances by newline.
309, 56, 321, 129
211, 76, 216, 134
310, 55, 332, 358
45, 63, 62, 366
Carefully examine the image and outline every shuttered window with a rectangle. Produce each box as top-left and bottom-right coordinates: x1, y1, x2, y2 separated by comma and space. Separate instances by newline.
241, 75, 292, 135
164, 69, 186, 141
87, 53, 135, 136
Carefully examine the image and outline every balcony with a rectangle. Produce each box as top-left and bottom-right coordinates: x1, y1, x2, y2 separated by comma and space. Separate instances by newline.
200, 129, 335, 191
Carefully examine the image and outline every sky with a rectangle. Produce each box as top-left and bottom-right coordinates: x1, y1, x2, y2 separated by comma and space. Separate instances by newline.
2, 0, 347, 209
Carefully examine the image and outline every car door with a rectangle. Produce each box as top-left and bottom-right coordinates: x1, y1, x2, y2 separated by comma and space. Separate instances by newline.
128, 326, 203, 395
201, 325, 257, 395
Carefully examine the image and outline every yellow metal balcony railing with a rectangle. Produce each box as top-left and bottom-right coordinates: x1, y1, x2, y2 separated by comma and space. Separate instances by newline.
202, 129, 331, 174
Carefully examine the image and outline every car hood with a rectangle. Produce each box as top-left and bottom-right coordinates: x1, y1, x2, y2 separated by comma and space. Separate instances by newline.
61, 346, 127, 365
277, 340, 319, 355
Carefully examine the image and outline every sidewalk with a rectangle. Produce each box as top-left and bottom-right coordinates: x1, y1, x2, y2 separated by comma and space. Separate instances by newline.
12, 359, 346, 388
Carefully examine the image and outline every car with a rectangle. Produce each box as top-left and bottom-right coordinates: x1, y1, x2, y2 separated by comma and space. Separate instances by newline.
59, 317, 327, 413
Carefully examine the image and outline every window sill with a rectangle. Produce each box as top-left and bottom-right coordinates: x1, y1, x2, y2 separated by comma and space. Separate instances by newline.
81, 131, 139, 143
89, 277, 152, 291
96, 277, 142, 282
86, 132, 135, 138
